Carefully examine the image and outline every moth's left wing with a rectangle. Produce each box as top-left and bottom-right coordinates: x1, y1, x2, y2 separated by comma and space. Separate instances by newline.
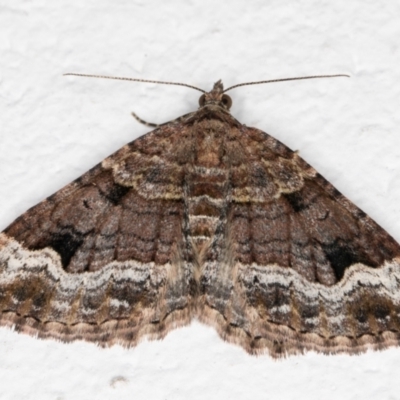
0, 123, 195, 345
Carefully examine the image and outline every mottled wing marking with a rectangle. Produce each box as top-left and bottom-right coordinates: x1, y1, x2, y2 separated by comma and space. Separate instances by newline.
0, 122, 195, 345
199, 125, 400, 356
1, 80, 400, 357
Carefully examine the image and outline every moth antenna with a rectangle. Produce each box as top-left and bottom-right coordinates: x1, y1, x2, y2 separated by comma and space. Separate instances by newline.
63, 73, 206, 93
223, 74, 350, 93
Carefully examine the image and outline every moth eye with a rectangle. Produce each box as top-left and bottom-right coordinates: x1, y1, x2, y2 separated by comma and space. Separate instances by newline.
221, 94, 232, 109
199, 94, 206, 106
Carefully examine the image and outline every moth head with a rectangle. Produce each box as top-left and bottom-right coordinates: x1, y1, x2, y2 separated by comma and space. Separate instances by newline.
198, 80, 232, 111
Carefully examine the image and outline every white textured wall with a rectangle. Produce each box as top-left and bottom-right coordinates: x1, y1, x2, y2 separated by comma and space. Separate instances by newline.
1, 1, 400, 399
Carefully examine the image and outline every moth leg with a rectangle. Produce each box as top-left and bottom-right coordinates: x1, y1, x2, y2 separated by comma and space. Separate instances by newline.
131, 111, 196, 128
131, 112, 160, 128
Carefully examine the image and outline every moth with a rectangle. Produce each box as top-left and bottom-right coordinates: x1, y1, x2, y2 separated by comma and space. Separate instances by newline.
1, 73, 399, 358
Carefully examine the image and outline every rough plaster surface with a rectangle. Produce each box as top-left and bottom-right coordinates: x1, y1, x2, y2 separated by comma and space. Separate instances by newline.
1, 1, 400, 399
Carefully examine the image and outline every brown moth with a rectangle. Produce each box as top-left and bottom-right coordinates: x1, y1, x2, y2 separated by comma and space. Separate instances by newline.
1, 74, 400, 358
